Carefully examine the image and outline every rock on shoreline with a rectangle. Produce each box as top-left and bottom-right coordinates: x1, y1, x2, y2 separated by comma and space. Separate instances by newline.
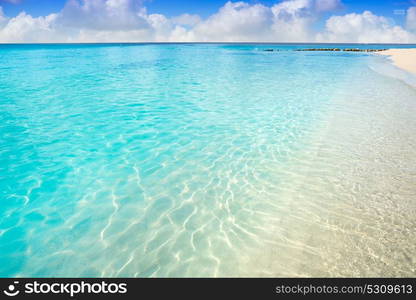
295, 48, 388, 52
262, 48, 388, 52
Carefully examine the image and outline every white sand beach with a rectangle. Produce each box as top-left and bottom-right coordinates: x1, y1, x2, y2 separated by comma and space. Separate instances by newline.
379, 49, 416, 74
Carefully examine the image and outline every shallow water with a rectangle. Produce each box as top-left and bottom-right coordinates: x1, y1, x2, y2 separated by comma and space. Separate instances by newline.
0, 44, 415, 277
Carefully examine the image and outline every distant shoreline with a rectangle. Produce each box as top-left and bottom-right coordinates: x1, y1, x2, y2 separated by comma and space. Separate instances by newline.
378, 49, 416, 75
1, 42, 416, 45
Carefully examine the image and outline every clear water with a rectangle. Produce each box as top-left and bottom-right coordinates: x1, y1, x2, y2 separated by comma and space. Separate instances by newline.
1, 44, 416, 277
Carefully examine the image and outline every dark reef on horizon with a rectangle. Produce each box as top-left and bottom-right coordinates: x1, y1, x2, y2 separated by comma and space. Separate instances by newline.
297, 48, 388, 52
263, 48, 388, 52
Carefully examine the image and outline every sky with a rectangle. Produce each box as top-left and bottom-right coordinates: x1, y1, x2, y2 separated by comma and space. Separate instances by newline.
0, 0, 416, 43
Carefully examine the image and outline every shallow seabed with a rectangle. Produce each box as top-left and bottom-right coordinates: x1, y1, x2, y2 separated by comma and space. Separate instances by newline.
0, 44, 415, 277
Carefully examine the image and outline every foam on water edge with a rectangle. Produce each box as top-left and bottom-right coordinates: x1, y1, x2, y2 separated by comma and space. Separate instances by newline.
369, 54, 416, 89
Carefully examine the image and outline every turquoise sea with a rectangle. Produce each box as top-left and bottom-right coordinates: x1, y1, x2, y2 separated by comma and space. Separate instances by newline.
1, 44, 416, 277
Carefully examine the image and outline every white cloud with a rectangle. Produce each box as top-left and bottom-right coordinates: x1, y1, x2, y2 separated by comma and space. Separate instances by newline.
317, 10, 416, 43
273, 0, 312, 16
0, 6, 8, 26
0, 11, 59, 43
407, 6, 416, 31
186, 0, 325, 42
315, 0, 342, 12
172, 13, 201, 27
270, 0, 316, 42
189, 2, 274, 42
59, 0, 149, 30
0, 0, 415, 43
0, 0, 169, 43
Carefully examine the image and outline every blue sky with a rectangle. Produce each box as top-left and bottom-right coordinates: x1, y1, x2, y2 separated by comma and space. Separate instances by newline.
0, 0, 416, 43
0, 0, 413, 21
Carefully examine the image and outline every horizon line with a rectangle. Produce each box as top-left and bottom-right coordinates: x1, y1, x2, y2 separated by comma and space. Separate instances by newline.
1, 42, 416, 45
